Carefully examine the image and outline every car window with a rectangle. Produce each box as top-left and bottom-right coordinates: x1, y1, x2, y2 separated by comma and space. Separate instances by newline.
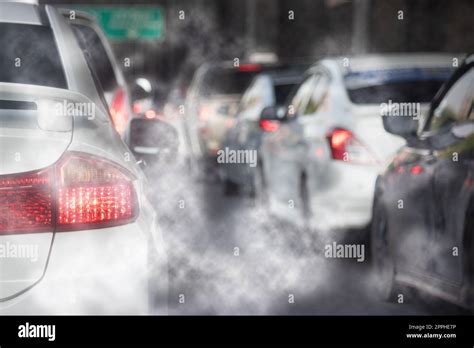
199, 68, 257, 97
428, 67, 474, 132
344, 68, 452, 104
0, 23, 67, 88
274, 83, 297, 104
287, 75, 317, 118
71, 24, 119, 94
303, 73, 330, 115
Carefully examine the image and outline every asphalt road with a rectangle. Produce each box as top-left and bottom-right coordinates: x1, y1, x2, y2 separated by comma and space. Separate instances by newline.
149, 167, 469, 315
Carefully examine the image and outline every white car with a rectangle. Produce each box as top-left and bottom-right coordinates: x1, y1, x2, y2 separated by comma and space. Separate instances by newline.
0, 2, 167, 314
259, 54, 456, 232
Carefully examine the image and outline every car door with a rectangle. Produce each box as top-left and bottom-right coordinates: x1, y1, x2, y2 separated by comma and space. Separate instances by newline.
263, 74, 317, 202
426, 66, 474, 285
225, 77, 263, 181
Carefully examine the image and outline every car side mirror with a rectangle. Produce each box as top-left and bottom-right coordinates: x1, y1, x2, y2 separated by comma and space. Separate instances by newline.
259, 105, 287, 132
260, 105, 287, 121
382, 108, 419, 141
128, 118, 179, 164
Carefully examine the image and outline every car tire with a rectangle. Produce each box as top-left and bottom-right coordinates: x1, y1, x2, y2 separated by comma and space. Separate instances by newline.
300, 173, 311, 225
253, 163, 268, 204
223, 178, 239, 196
371, 199, 396, 301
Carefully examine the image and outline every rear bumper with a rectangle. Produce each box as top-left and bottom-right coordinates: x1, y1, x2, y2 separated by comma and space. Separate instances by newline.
308, 161, 379, 231
0, 223, 167, 314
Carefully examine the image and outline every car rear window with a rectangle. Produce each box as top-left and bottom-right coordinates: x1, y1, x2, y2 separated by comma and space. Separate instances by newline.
0, 23, 67, 89
71, 24, 118, 93
199, 68, 257, 96
274, 83, 297, 104
344, 68, 453, 104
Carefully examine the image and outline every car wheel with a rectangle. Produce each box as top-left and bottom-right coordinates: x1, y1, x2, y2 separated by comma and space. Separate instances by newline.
223, 178, 239, 196
371, 200, 396, 301
300, 173, 311, 223
253, 164, 268, 204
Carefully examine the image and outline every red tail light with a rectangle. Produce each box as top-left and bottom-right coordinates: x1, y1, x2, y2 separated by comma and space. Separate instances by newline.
326, 128, 378, 165
410, 165, 424, 175
198, 105, 211, 122
259, 119, 280, 132
0, 169, 53, 234
110, 88, 130, 135
145, 109, 157, 119
238, 64, 262, 72
0, 152, 138, 235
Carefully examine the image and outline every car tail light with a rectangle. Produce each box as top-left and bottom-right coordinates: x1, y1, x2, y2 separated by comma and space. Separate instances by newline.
410, 164, 423, 175
0, 169, 53, 234
259, 119, 280, 132
133, 102, 142, 114
198, 105, 211, 122
110, 88, 130, 135
238, 64, 262, 72
0, 152, 138, 235
145, 109, 157, 119
326, 128, 378, 165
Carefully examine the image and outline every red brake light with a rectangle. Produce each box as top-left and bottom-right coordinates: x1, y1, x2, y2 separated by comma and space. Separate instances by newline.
326, 128, 378, 165
198, 105, 211, 122
410, 165, 424, 175
133, 101, 142, 114
110, 88, 130, 135
238, 64, 262, 72
259, 119, 280, 132
0, 169, 53, 234
326, 128, 353, 161
0, 152, 138, 235
145, 109, 157, 119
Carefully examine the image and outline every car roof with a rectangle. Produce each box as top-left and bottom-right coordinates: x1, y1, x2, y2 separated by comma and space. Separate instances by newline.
0, 2, 46, 25
316, 53, 462, 75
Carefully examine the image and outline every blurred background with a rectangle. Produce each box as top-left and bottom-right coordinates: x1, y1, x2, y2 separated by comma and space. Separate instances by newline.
43, 0, 474, 93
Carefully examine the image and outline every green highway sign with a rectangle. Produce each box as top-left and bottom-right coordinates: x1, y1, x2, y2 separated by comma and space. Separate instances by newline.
73, 6, 165, 41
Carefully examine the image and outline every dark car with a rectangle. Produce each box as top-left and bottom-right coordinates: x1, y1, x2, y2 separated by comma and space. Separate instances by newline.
371, 55, 474, 309
219, 69, 304, 195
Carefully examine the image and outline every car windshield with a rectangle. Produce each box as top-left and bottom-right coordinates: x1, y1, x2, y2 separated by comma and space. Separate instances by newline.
199, 68, 258, 96
344, 68, 453, 104
0, 23, 67, 89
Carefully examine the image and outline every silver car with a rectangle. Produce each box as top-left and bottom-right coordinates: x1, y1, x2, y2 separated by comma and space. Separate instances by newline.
0, 2, 167, 314
259, 54, 456, 232
219, 69, 304, 195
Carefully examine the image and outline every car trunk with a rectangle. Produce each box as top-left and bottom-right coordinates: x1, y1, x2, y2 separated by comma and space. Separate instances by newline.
199, 95, 239, 154
351, 104, 429, 165
0, 84, 74, 300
